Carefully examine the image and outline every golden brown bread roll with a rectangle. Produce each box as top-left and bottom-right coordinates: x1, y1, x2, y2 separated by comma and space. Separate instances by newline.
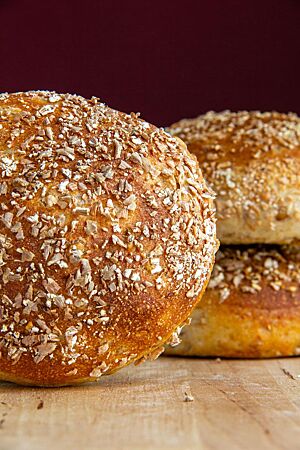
166, 246, 300, 358
0, 91, 218, 385
168, 111, 300, 245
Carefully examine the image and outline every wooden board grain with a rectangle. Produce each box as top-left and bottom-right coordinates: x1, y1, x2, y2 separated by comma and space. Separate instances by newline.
0, 357, 300, 450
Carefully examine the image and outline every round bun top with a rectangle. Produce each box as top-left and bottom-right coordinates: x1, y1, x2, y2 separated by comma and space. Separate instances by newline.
0, 91, 217, 385
169, 111, 300, 244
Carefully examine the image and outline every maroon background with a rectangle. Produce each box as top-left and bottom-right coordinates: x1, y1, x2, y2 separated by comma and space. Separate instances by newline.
0, 0, 299, 126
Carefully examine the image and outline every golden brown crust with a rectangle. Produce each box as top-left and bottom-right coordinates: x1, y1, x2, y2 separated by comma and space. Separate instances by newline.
168, 111, 300, 244
166, 246, 300, 358
0, 91, 218, 385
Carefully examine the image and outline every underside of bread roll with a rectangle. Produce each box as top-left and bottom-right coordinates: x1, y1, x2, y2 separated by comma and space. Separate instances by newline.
168, 111, 300, 245
166, 246, 300, 358
0, 91, 218, 385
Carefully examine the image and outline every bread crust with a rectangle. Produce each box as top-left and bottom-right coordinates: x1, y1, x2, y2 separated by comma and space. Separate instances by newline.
166, 246, 300, 358
0, 91, 218, 385
168, 111, 300, 244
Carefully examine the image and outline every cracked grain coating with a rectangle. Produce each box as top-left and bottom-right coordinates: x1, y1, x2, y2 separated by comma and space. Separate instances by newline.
166, 246, 300, 358
0, 91, 218, 385
168, 111, 300, 244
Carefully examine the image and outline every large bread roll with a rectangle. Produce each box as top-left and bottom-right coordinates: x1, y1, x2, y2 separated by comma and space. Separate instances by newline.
0, 91, 218, 385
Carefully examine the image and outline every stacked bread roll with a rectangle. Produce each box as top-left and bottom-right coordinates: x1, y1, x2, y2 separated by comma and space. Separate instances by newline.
167, 111, 300, 357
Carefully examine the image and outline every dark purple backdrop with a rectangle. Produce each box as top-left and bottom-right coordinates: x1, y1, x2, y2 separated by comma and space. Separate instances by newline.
0, 0, 299, 126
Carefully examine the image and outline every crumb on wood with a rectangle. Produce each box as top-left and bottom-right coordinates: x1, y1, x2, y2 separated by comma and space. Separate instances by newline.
184, 391, 194, 402
37, 400, 44, 410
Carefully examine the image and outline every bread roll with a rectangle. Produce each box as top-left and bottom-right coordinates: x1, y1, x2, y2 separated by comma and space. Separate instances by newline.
0, 91, 218, 385
166, 246, 300, 358
168, 111, 300, 244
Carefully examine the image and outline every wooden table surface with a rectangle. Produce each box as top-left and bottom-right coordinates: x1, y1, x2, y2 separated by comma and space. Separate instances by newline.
1, 356, 300, 450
